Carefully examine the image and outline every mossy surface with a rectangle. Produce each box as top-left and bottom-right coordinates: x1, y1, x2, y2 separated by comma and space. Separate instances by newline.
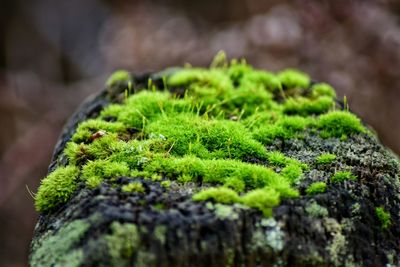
37, 57, 350, 215
31, 54, 400, 267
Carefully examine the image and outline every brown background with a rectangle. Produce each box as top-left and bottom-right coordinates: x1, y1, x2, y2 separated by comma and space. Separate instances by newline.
1, 1, 400, 266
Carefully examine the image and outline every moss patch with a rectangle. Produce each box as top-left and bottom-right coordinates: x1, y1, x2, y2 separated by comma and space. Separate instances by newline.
35, 54, 369, 217
375, 207, 391, 229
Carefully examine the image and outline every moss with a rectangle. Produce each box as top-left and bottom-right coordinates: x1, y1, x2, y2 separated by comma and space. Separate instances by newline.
71, 119, 127, 143
281, 164, 303, 183
375, 207, 391, 229
35, 166, 80, 213
278, 69, 310, 89
30, 219, 89, 267
36, 54, 370, 218
122, 182, 145, 193
311, 83, 336, 98
331, 171, 357, 183
160, 180, 171, 188
82, 160, 130, 188
316, 153, 336, 165
240, 187, 280, 217
106, 70, 131, 88
318, 111, 365, 139
192, 187, 240, 204
306, 182, 327, 195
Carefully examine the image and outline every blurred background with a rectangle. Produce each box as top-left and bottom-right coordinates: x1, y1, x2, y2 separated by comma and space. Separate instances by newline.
1, 0, 400, 266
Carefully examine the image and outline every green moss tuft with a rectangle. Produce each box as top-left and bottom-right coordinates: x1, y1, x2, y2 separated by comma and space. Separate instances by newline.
106, 70, 131, 87
316, 153, 337, 165
240, 187, 280, 216
122, 182, 145, 193
318, 111, 365, 139
82, 160, 130, 188
35, 166, 80, 213
192, 187, 240, 204
331, 171, 357, 183
375, 207, 391, 229
278, 69, 310, 89
306, 182, 327, 195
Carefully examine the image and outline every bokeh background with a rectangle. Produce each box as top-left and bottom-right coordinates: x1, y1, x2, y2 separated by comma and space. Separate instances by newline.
1, 0, 400, 266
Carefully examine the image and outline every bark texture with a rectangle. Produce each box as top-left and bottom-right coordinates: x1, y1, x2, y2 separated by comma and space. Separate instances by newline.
29, 71, 400, 267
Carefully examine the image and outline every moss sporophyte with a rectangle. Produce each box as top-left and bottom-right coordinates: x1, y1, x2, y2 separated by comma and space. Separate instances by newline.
34, 54, 367, 217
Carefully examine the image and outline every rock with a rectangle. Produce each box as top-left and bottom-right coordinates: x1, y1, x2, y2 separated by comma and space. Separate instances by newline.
29, 56, 400, 267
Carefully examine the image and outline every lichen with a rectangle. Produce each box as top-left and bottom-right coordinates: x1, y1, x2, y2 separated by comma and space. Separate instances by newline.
30, 219, 89, 267
35, 54, 369, 218
305, 200, 329, 218
105, 222, 140, 266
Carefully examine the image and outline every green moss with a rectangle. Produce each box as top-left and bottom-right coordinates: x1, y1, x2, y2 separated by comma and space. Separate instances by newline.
278, 69, 310, 89
375, 207, 391, 229
281, 164, 303, 183
331, 171, 357, 183
71, 119, 127, 143
311, 83, 336, 98
306, 182, 327, 195
318, 111, 365, 139
106, 70, 131, 87
192, 187, 240, 204
82, 160, 130, 188
30, 219, 89, 267
37, 54, 369, 217
316, 153, 336, 165
240, 187, 280, 217
122, 182, 145, 193
35, 166, 80, 213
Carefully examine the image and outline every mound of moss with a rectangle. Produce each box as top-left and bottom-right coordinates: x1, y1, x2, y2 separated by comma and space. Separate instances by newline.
30, 53, 400, 267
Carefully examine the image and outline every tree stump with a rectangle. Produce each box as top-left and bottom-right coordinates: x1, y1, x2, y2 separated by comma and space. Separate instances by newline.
29, 58, 400, 267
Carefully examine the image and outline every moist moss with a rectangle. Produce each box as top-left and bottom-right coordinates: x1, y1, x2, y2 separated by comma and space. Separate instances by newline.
375, 207, 391, 229
316, 153, 336, 165
35, 55, 368, 217
331, 171, 357, 183
306, 182, 327, 195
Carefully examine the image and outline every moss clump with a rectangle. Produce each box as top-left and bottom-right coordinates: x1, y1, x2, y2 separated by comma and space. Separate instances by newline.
331, 171, 357, 183
306, 182, 327, 195
375, 207, 391, 229
35, 54, 368, 217
318, 111, 365, 139
106, 70, 131, 88
241, 187, 280, 217
278, 69, 310, 89
122, 182, 145, 193
82, 160, 130, 188
35, 166, 80, 213
192, 187, 240, 204
316, 153, 336, 165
